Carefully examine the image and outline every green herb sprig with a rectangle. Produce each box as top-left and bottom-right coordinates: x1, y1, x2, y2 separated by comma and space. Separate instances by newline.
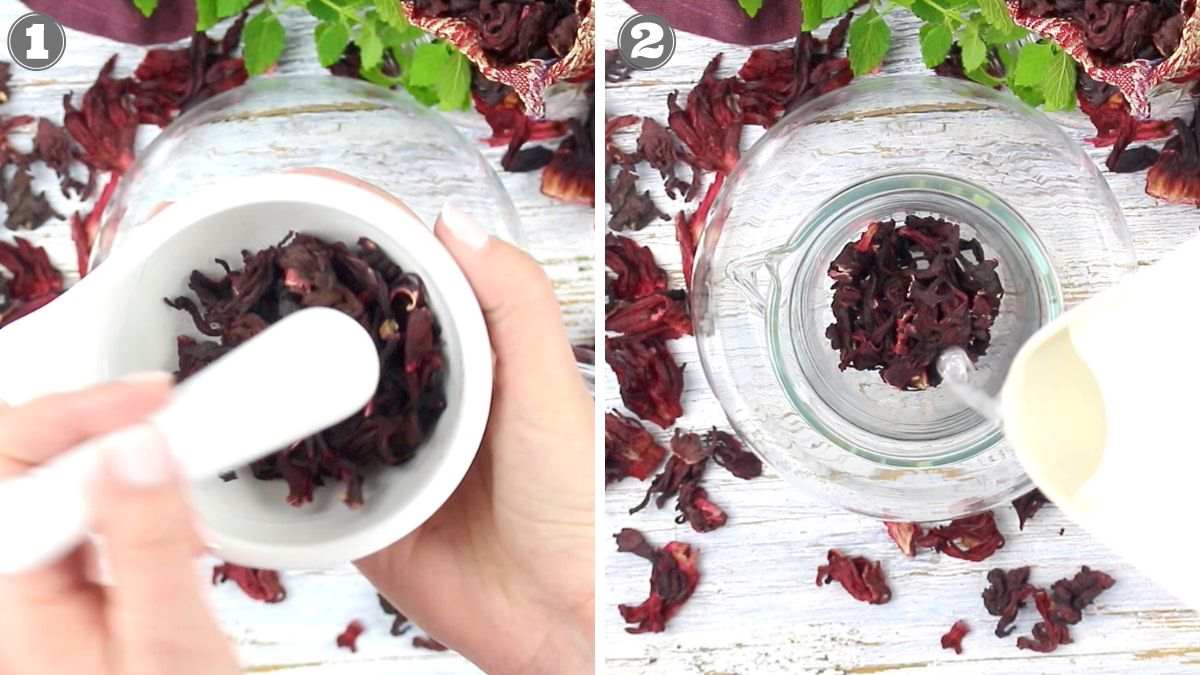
133, 0, 472, 111
805, 0, 1077, 111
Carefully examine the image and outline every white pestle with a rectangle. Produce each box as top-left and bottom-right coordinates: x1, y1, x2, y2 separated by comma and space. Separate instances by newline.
0, 306, 379, 574
1002, 235, 1200, 611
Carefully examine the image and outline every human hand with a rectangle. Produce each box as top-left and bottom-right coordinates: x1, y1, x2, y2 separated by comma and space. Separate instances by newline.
356, 205, 595, 675
0, 376, 241, 675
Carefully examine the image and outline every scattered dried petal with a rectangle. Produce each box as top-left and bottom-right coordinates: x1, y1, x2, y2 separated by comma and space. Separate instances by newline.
542, 113, 595, 206
605, 411, 668, 484
3, 169, 59, 230
816, 549, 891, 605
916, 512, 1005, 562
616, 529, 701, 633
608, 169, 667, 231
412, 635, 449, 651
605, 233, 668, 303
1147, 103, 1200, 206
606, 291, 691, 340
212, 563, 286, 603
705, 428, 761, 479
982, 566, 1037, 637
884, 521, 922, 557
940, 620, 969, 654
676, 482, 727, 532
336, 620, 365, 652
378, 594, 411, 636
1011, 489, 1050, 530
606, 335, 684, 429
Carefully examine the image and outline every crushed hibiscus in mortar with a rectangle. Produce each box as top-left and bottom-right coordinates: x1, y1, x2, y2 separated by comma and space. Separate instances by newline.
167, 233, 447, 508
826, 216, 1004, 391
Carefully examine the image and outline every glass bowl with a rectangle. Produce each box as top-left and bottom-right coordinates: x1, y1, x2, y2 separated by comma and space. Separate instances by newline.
94, 74, 522, 268
692, 75, 1135, 522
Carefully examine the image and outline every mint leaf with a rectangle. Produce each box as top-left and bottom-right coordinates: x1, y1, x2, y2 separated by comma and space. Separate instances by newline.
738, 0, 764, 18
132, 0, 158, 18
316, 21, 352, 67
960, 28, 986, 72
1040, 45, 1077, 111
243, 10, 286, 75
910, 0, 945, 23
197, 0, 219, 30
217, 0, 253, 17
977, 0, 1015, 29
307, 0, 341, 22
919, 23, 952, 68
407, 42, 471, 111
822, 0, 856, 18
358, 22, 384, 70
848, 9, 890, 76
802, 0, 825, 31
1012, 42, 1052, 89
375, 0, 409, 29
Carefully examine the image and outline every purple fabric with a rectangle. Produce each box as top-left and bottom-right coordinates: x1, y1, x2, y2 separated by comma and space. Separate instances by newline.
624, 0, 800, 46
22, 0, 196, 46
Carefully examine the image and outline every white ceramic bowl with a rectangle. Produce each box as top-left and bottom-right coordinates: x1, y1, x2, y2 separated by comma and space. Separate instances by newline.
0, 172, 493, 569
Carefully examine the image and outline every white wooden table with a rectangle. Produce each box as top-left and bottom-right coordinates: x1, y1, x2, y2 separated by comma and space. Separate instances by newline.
603, 2, 1200, 673
0, 3, 594, 673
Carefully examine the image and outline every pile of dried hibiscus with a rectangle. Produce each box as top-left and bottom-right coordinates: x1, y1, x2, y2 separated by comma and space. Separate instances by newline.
167, 233, 447, 509
1018, 0, 1185, 66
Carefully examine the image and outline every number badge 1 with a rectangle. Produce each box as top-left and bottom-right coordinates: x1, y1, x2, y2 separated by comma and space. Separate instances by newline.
7, 13, 66, 72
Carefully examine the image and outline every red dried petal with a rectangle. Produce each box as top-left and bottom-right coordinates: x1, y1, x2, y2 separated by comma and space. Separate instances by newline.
705, 428, 761, 479
212, 562, 287, 603
940, 620, 969, 654
474, 88, 567, 148
982, 566, 1038, 637
0, 236, 63, 302
605, 233, 668, 302
605, 411, 667, 484
541, 115, 594, 206
605, 335, 684, 429
63, 56, 137, 174
1147, 110, 1200, 206
1016, 590, 1073, 653
1011, 489, 1050, 530
915, 512, 1005, 562
676, 483, 727, 532
736, 20, 853, 129
617, 529, 701, 633
335, 620, 365, 652
815, 549, 891, 605
608, 169, 667, 231
667, 56, 742, 175
606, 292, 691, 340
884, 521, 922, 557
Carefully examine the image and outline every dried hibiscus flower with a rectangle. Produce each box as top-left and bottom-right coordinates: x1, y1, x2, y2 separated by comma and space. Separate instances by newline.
675, 482, 727, 532
826, 216, 1004, 390
615, 528, 701, 633
816, 549, 891, 605
608, 169, 667, 231
1006, 566, 1114, 653
212, 562, 287, 603
941, 620, 969, 654
705, 428, 761, 479
915, 512, 1005, 562
638, 117, 697, 200
736, 15, 853, 129
410, 0, 581, 66
0, 236, 63, 327
606, 291, 691, 340
630, 430, 709, 515
378, 594, 411, 636
1012, 489, 1050, 530
132, 14, 248, 125
542, 111, 595, 206
1019, 0, 1183, 65
605, 411, 667, 484
167, 234, 447, 508
2, 169, 59, 231
1147, 101, 1200, 206
606, 335, 684, 429
605, 233, 668, 303
336, 620, 365, 652
884, 521, 921, 557
982, 566, 1037, 637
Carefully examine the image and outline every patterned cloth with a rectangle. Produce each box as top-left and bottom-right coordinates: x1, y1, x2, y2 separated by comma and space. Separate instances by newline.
403, 0, 595, 119
1007, 0, 1200, 117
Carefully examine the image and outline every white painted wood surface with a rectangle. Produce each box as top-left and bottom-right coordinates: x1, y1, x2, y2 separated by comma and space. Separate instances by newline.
0, 3, 593, 673
603, 2, 1200, 673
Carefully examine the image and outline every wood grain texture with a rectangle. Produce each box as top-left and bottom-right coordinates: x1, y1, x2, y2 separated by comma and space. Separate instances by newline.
0, 4, 593, 673
603, 2, 1200, 673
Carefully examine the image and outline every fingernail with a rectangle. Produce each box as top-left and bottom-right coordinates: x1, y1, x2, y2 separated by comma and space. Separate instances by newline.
439, 203, 490, 249
103, 425, 172, 488
118, 370, 175, 385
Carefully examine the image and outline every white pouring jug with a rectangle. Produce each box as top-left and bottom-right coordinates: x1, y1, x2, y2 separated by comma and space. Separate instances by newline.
1003, 235, 1200, 610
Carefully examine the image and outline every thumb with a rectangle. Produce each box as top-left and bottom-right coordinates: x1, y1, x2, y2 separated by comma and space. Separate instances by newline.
435, 204, 586, 409
92, 426, 238, 675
